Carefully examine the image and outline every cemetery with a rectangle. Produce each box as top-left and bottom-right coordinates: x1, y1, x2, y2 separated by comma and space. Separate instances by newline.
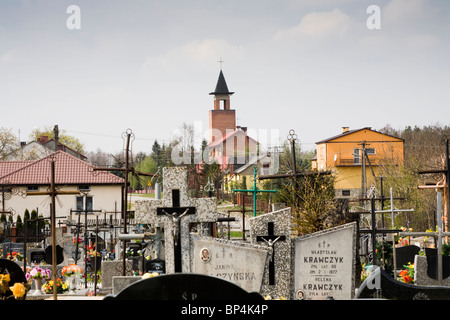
1, 159, 450, 303
0, 73, 449, 304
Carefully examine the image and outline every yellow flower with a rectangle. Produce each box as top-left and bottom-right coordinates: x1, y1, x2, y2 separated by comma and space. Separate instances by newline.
9, 282, 27, 299
0, 274, 11, 283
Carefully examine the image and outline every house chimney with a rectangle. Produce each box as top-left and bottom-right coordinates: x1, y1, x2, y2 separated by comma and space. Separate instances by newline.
38, 136, 49, 144
342, 127, 349, 134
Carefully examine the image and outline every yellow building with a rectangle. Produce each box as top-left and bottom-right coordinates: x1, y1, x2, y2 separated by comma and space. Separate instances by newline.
312, 127, 404, 199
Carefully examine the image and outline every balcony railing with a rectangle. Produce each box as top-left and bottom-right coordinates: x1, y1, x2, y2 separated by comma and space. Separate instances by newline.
335, 157, 380, 166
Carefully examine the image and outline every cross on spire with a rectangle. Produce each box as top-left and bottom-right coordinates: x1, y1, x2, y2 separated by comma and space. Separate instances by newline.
217, 57, 224, 70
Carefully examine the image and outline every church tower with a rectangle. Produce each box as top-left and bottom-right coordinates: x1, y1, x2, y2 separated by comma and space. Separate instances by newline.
208, 70, 236, 143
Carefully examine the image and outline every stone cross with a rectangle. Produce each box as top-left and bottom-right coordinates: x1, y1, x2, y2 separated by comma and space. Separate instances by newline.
135, 166, 218, 273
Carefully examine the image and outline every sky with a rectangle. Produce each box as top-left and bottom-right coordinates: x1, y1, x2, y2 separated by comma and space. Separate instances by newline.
1, 0, 449, 156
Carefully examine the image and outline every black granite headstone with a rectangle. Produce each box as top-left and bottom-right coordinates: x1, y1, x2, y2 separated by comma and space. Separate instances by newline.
395, 245, 420, 268
145, 259, 165, 274
355, 267, 450, 300
103, 273, 264, 300
45, 245, 64, 265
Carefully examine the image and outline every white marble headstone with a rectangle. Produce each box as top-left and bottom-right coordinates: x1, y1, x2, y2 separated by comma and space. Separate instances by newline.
293, 222, 357, 300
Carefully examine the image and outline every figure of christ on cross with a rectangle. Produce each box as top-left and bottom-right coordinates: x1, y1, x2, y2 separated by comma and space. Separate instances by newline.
256, 222, 286, 286
156, 189, 196, 272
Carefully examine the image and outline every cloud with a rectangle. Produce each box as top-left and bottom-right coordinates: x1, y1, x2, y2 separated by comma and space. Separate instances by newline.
0, 51, 14, 64
141, 38, 245, 76
273, 8, 351, 41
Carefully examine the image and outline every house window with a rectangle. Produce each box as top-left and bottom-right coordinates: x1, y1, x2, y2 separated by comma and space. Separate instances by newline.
262, 162, 270, 175
366, 148, 376, 155
78, 185, 90, 191
27, 186, 39, 192
342, 190, 351, 196
353, 148, 361, 164
76, 196, 93, 212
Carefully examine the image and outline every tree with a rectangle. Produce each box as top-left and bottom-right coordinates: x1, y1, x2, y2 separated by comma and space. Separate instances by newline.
0, 127, 19, 160
378, 123, 450, 231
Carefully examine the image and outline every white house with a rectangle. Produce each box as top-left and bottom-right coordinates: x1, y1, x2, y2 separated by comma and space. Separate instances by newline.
0, 150, 124, 224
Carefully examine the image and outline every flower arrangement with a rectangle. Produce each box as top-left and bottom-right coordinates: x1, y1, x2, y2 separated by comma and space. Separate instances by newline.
72, 237, 82, 244
42, 278, 68, 294
0, 274, 30, 300
6, 251, 23, 261
142, 272, 159, 279
62, 264, 83, 277
396, 227, 412, 247
26, 266, 51, 281
398, 263, 414, 284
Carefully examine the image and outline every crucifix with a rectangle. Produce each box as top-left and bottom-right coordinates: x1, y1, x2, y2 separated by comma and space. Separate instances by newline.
26, 159, 80, 300
256, 221, 286, 285
92, 129, 156, 275
259, 129, 331, 187
358, 188, 413, 267
157, 189, 196, 272
134, 166, 219, 273
233, 166, 277, 217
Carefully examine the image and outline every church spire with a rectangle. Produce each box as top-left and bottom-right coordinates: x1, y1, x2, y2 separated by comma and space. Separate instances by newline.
209, 70, 234, 96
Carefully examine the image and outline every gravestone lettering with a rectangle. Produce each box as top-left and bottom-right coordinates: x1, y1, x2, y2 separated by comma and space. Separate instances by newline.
294, 222, 357, 300
191, 236, 270, 293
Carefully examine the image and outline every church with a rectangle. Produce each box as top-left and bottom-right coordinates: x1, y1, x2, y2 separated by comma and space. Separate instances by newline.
206, 69, 275, 188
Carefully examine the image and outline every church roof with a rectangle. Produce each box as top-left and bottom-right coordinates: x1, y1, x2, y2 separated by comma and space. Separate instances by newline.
209, 70, 234, 95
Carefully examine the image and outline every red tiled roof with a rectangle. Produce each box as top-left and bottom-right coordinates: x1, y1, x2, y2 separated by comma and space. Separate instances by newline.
0, 161, 34, 178
0, 151, 124, 185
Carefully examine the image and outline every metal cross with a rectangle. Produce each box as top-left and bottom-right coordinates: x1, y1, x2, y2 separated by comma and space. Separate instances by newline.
233, 166, 277, 217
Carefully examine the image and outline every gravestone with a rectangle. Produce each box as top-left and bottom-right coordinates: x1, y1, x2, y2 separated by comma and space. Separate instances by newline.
2, 242, 24, 259
293, 222, 357, 300
249, 208, 292, 299
145, 259, 165, 274
356, 266, 450, 300
101, 260, 134, 293
104, 273, 265, 300
414, 255, 450, 286
44, 245, 64, 265
135, 166, 218, 273
28, 248, 46, 264
191, 234, 270, 293
395, 245, 420, 269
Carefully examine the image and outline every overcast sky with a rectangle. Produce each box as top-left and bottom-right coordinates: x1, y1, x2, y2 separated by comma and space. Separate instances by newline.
1, 0, 449, 155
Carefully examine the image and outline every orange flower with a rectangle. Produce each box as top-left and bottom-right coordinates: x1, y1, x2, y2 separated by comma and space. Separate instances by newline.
399, 270, 408, 277
403, 275, 413, 283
